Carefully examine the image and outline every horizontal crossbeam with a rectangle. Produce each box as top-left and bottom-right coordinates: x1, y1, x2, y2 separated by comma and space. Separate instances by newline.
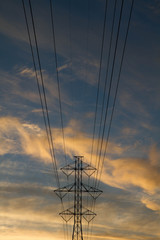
59, 207, 96, 223
60, 159, 97, 177
54, 183, 102, 200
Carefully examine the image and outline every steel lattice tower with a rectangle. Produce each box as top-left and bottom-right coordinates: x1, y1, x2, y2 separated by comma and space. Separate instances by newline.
55, 156, 102, 240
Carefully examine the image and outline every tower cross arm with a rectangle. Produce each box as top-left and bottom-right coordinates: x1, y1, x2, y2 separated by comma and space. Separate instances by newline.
59, 207, 96, 223
82, 183, 103, 199
54, 183, 75, 199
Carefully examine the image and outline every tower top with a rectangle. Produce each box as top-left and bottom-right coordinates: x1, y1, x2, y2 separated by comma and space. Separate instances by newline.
74, 155, 84, 158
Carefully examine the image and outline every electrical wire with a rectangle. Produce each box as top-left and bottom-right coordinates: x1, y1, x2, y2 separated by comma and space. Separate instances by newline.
22, 0, 134, 239
87, 0, 117, 234
94, 0, 117, 177
89, 0, 135, 238
90, 1, 125, 223
85, 0, 90, 85
94, 0, 125, 188
87, 1, 110, 238
22, 0, 60, 189
23, 1, 69, 239
68, 0, 75, 155
87, 1, 109, 237
90, 0, 108, 165
28, 0, 61, 188
49, 0, 67, 166
97, 0, 135, 188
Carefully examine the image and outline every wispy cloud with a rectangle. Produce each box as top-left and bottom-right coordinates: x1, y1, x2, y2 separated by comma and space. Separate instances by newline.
119, 91, 150, 119
0, 116, 50, 161
57, 62, 71, 72
102, 155, 160, 194
121, 127, 138, 136
0, 116, 126, 163
18, 67, 72, 106
1, 116, 160, 195
0, 117, 159, 239
141, 196, 160, 211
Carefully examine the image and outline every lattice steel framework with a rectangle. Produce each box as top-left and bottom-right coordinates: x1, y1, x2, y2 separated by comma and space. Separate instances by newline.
55, 156, 102, 240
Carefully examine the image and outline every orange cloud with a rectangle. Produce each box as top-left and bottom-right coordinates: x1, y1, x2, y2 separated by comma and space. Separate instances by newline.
0, 182, 66, 240
141, 197, 160, 211
101, 156, 160, 194
18, 67, 72, 106
0, 116, 51, 162
1, 116, 160, 195
0, 116, 125, 164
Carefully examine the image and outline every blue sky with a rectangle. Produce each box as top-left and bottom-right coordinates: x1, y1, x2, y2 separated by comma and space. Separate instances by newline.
0, 0, 160, 239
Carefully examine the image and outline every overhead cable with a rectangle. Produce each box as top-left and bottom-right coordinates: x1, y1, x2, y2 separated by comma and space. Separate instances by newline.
97, 0, 135, 188
49, 0, 67, 166
90, 0, 109, 165
22, 0, 60, 189
95, 0, 125, 188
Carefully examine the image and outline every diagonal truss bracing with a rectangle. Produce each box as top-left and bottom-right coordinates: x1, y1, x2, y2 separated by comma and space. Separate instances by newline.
55, 156, 102, 240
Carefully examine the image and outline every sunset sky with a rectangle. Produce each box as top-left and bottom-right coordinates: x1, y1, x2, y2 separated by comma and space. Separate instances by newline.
1, 0, 160, 240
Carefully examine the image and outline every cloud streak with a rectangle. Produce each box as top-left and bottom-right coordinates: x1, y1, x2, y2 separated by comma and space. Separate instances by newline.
1, 116, 160, 196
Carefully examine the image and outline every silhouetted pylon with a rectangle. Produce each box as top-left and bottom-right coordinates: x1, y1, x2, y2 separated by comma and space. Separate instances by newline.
55, 156, 102, 240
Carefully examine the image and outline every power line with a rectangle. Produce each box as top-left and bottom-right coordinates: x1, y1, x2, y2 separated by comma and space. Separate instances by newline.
22, 0, 57, 185
88, 0, 109, 238
85, 0, 90, 84
28, 0, 61, 187
95, 0, 125, 188
22, 0, 135, 239
97, 0, 135, 188
22, 1, 68, 239
49, 0, 67, 166
90, 0, 109, 165
94, 0, 117, 175
68, 0, 75, 154
22, 0, 60, 190
89, 0, 135, 237
49, 1, 70, 239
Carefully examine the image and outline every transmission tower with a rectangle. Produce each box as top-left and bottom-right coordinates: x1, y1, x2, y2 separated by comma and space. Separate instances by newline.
55, 156, 102, 240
